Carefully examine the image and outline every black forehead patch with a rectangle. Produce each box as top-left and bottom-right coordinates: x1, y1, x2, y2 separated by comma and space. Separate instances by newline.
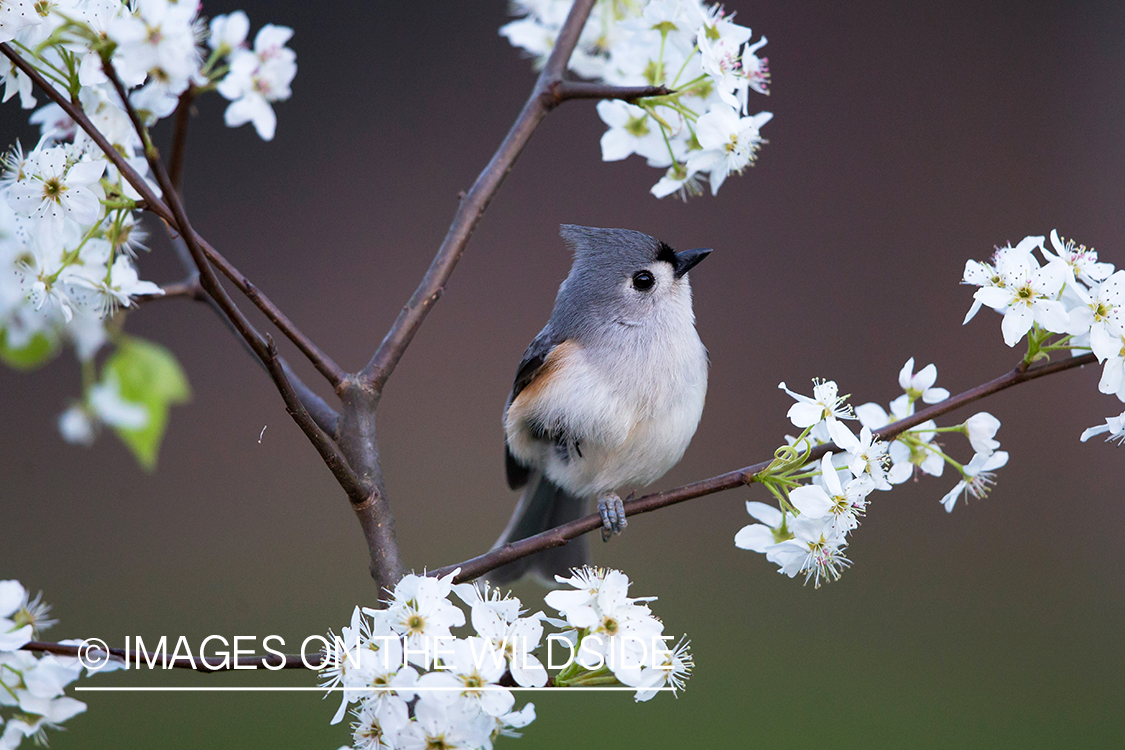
655, 241, 677, 265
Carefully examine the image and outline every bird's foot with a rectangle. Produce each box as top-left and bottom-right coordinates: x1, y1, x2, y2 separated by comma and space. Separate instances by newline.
598, 491, 628, 542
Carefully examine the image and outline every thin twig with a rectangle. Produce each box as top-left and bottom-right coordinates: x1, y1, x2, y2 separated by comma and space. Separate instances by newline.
551, 81, 672, 102
22, 640, 313, 671
168, 86, 194, 193
359, 0, 599, 393
100, 63, 270, 366
263, 335, 366, 498
157, 240, 340, 435
0, 43, 346, 389
430, 353, 1099, 583
134, 277, 204, 303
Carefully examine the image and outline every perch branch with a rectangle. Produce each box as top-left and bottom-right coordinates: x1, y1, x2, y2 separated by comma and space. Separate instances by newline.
431, 353, 1100, 583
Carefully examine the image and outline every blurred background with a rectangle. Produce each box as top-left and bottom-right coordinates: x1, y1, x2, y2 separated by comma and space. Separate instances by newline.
3, 1, 1125, 747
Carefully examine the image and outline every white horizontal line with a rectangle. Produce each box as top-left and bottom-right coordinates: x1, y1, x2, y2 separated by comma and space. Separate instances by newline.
73, 686, 672, 693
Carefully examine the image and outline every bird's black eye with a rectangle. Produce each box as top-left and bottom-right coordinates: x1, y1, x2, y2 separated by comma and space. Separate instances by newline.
632, 270, 655, 291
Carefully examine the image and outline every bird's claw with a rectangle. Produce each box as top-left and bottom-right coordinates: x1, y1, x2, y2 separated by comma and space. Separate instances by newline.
598, 492, 628, 542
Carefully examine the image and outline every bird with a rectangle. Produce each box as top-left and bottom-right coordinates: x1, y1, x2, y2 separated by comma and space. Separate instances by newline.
489, 225, 710, 585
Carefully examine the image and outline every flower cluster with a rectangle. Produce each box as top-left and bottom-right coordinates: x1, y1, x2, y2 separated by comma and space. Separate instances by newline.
544, 567, 691, 701
962, 231, 1125, 443
1, 580, 87, 749
501, 0, 772, 198
210, 13, 298, 141
739, 364, 1008, 585
321, 567, 690, 749
0, 2, 293, 452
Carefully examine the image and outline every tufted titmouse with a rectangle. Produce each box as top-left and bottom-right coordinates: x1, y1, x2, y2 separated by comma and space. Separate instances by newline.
489, 225, 710, 584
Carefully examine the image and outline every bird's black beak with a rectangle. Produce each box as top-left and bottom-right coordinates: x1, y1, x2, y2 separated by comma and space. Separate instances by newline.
673, 247, 712, 278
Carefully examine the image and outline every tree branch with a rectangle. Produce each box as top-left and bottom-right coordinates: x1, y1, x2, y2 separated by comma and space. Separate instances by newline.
21, 640, 312, 671
261, 335, 365, 497
359, 0, 598, 393
551, 81, 673, 102
431, 353, 1100, 583
0, 43, 346, 389
134, 277, 204, 303
168, 86, 194, 193
154, 238, 341, 435
335, 377, 406, 591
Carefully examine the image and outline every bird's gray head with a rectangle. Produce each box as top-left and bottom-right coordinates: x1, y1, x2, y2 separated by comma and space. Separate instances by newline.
553, 225, 711, 333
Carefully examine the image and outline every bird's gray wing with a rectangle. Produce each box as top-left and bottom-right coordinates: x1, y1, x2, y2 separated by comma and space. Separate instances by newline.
505, 328, 563, 490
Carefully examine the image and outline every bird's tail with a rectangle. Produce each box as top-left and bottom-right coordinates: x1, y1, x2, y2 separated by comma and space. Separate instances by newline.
487, 472, 589, 586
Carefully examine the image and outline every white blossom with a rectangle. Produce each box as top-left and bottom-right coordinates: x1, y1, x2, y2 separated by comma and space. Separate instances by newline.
961, 236, 1043, 324
940, 451, 1009, 512
765, 515, 851, 587
7, 146, 105, 250
779, 378, 854, 430
209, 11, 250, 56
965, 412, 1001, 456
0, 0, 41, 45
734, 500, 791, 553
897, 357, 949, 404
685, 104, 772, 195
826, 420, 890, 490
216, 23, 297, 141
1044, 228, 1113, 287
76, 254, 163, 316
789, 452, 874, 537
971, 244, 1070, 346
377, 571, 465, 669
415, 637, 514, 718
108, 0, 201, 94
596, 100, 671, 166
1079, 411, 1125, 445
1096, 333, 1125, 402
502, 0, 773, 198
1069, 270, 1125, 361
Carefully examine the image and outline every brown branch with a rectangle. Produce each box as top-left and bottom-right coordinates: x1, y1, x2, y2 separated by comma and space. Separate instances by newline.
359, 0, 598, 393
22, 640, 313, 671
551, 81, 673, 102
103, 76, 270, 368
335, 379, 406, 590
0, 43, 346, 389
280, 358, 339, 437
150, 237, 341, 435
351, 484, 406, 591
262, 335, 365, 498
134, 277, 205, 304
168, 86, 194, 192
431, 353, 1099, 583
199, 243, 349, 386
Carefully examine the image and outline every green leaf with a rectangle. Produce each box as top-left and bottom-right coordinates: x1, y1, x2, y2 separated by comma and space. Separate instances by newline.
103, 337, 190, 471
0, 328, 59, 371
111, 337, 191, 403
